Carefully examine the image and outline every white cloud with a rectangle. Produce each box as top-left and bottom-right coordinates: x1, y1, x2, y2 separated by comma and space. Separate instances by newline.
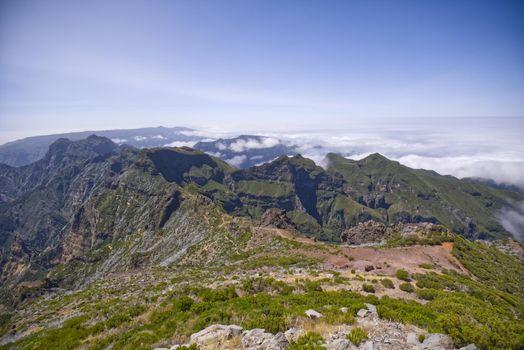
497, 202, 524, 242
228, 137, 280, 152
164, 141, 196, 148
225, 155, 247, 167
111, 138, 127, 144
133, 136, 147, 141
152, 135, 166, 139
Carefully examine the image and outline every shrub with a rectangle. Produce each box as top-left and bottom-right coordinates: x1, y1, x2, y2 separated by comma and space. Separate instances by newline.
362, 284, 375, 293
399, 282, 415, 293
173, 296, 194, 312
347, 327, 368, 346
395, 269, 410, 281
419, 263, 435, 269
381, 279, 394, 289
418, 334, 426, 343
416, 288, 439, 300
288, 332, 325, 350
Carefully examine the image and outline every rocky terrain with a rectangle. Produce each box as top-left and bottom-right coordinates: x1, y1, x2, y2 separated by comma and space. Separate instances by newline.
155, 303, 476, 350
0, 136, 523, 350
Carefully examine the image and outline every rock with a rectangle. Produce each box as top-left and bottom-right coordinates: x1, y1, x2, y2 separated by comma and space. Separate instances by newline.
365, 265, 375, 272
365, 304, 377, 314
357, 309, 369, 318
153, 348, 170, 350
340, 307, 349, 313
305, 309, 323, 319
241, 328, 288, 350
358, 340, 376, 350
406, 332, 420, 347
326, 338, 351, 350
284, 327, 305, 342
189, 324, 243, 347
420, 333, 455, 350
459, 345, 477, 350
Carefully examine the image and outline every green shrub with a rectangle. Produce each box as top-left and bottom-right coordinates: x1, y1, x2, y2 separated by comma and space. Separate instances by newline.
418, 334, 426, 343
416, 288, 439, 300
347, 327, 368, 346
173, 296, 194, 312
288, 332, 325, 350
395, 269, 410, 281
419, 263, 436, 269
362, 284, 375, 293
399, 282, 415, 293
381, 279, 394, 289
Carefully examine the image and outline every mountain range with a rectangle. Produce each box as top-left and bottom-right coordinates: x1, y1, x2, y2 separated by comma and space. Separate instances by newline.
0, 135, 523, 349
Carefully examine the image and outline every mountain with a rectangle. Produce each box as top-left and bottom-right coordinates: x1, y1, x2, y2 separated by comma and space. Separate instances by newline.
0, 126, 200, 167
1, 136, 523, 349
193, 135, 297, 168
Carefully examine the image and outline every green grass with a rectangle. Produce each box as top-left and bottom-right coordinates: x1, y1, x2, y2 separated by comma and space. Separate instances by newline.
347, 327, 368, 346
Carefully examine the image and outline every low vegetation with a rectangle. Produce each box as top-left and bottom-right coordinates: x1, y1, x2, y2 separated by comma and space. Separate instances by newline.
346, 327, 368, 346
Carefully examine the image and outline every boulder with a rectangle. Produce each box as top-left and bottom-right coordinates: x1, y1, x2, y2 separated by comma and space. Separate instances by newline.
420, 333, 455, 350
189, 324, 243, 347
459, 345, 477, 350
284, 327, 305, 342
305, 309, 323, 319
241, 328, 288, 350
357, 309, 370, 318
326, 338, 352, 350
406, 332, 420, 347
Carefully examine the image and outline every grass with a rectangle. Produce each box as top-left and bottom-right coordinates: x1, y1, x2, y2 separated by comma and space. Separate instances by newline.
347, 327, 368, 346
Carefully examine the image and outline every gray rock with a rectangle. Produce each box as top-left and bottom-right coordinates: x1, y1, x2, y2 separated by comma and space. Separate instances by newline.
189, 324, 243, 347
358, 340, 376, 350
406, 332, 421, 347
340, 307, 349, 313
326, 338, 351, 350
365, 304, 378, 317
357, 309, 370, 318
241, 328, 288, 350
305, 309, 323, 319
284, 327, 305, 342
459, 345, 477, 350
420, 333, 455, 350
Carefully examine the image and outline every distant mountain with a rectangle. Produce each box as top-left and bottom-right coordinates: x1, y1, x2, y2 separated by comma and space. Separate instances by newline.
1, 136, 523, 305
194, 135, 297, 168
0, 126, 201, 167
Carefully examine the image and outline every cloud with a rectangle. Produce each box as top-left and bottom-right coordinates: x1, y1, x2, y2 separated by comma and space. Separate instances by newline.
111, 138, 127, 144
225, 155, 247, 167
497, 202, 524, 242
228, 137, 280, 153
163, 141, 197, 148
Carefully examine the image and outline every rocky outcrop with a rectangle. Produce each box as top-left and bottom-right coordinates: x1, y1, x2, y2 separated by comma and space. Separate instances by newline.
159, 303, 475, 350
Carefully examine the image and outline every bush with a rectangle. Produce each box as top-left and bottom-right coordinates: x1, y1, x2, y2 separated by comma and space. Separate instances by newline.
347, 327, 368, 346
418, 334, 426, 343
288, 332, 325, 350
395, 269, 410, 281
399, 282, 415, 293
381, 279, 394, 289
416, 288, 439, 300
173, 296, 194, 312
362, 284, 375, 293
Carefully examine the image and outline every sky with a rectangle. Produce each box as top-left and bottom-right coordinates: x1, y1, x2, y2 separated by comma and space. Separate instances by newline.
1, 0, 524, 141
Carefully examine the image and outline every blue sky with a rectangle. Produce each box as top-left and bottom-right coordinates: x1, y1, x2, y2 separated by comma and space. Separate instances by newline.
0, 0, 524, 141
